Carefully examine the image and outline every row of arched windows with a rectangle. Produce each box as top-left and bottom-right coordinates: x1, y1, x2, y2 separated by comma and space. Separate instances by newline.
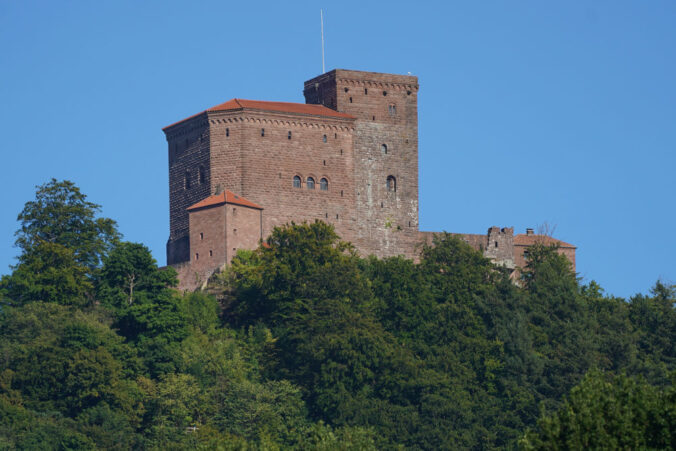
291, 175, 395, 192
293, 176, 328, 191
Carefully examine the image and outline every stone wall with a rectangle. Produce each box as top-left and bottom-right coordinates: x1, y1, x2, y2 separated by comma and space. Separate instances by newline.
223, 203, 262, 264
165, 114, 211, 264
304, 70, 420, 259
207, 110, 356, 246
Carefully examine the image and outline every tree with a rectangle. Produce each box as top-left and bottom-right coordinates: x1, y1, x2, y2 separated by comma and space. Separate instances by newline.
98, 242, 177, 309
520, 370, 676, 450
521, 243, 594, 404
14, 179, 120, 273
0, 241, 91, 307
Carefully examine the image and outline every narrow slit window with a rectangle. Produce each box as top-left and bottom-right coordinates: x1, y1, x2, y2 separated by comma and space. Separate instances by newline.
381, 144, 388, 154
261, 128, 265, 137
364, 88, 368, 95
226, 128, 230, 137
200, 232, 203, 240
209, 250, 213, 257
288, 131, 292, 140
349, 97, 353, 103
322, 134, 327, 143
386, 175, 396, 192
184, 171, 191, 190
198, 166, 205, 184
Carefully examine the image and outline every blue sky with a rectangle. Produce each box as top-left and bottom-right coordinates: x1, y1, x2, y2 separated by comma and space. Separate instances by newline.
1, 1, 674, 298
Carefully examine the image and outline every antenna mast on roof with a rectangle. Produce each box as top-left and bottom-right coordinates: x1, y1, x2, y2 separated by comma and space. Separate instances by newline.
321, 9, 325, 74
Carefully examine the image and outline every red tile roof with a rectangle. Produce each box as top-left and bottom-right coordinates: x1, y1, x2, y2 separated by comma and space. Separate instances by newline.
187, 190, 263, 212
514, 234, 575, 248
164, 98, 354, 130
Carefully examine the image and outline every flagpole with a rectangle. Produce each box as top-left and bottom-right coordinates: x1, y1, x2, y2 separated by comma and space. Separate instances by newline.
321, 9, 325, 74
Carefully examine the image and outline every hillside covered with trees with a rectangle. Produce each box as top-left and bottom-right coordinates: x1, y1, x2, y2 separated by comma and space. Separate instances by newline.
1, 179, 675, 450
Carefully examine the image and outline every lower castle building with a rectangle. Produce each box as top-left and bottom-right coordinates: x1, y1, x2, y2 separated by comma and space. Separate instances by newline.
163, 69, 576, 290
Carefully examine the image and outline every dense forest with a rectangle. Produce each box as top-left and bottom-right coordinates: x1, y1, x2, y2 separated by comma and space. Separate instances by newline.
1, 179, 674, 450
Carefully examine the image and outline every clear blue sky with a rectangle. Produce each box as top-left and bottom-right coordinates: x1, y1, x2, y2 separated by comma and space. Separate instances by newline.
1, 1, 674, 299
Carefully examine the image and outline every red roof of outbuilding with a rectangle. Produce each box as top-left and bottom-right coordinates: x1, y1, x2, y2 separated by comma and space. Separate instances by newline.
163, 98, 354, 130
187, 190, 263, 212
514, 234, 575, 249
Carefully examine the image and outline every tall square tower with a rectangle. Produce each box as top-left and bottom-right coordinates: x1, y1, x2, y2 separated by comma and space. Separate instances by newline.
304, 70, 420, 257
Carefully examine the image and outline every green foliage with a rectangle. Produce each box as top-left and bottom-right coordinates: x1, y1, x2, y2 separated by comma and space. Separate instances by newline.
520, 370, 676, 450
2, 181, 676, 449
98, 241, 177, 309
14, 178, 120, 273
0, 241, 92, 307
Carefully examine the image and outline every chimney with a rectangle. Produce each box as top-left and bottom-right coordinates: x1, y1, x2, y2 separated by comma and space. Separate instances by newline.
526, 228, 534, 236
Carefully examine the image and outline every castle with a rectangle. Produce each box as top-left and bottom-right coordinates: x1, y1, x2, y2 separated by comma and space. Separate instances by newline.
163, 69, 575, 290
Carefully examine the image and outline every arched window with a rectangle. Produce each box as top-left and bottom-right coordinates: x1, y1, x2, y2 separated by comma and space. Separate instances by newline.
381, 144, 388, 154
386, 175, 396, 192
322, 134, 327, 143
320, 178, 328, 191
198, 166, 205, 185
307, 177, 315, 189
184, 171, 191, 190
293, 176, 301, 188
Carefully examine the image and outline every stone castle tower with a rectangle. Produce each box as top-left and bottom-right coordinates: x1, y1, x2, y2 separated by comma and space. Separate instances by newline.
303, 70, 420, 258
163, 69, 576, 290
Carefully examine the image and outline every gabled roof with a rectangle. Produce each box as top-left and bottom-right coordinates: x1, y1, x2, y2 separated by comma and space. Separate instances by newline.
163, 98, 354, 130
187, 190, 263, 212
514, 234, 576, 249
